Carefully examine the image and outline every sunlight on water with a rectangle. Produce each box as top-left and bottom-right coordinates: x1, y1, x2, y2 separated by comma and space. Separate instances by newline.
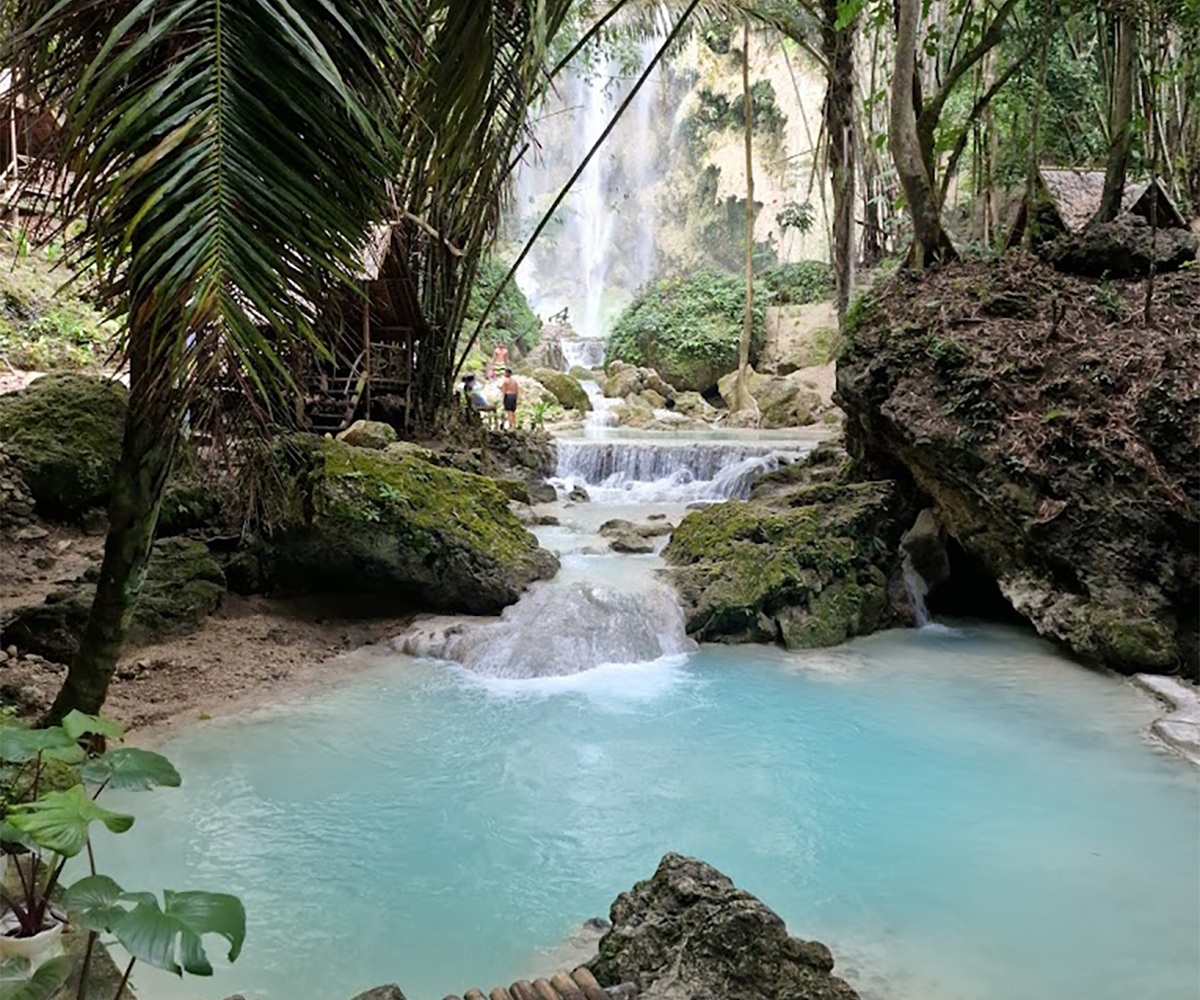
101, 625, 1200, 1000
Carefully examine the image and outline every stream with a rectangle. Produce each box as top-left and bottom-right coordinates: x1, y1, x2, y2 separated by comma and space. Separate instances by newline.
99, 405, 1200, 1000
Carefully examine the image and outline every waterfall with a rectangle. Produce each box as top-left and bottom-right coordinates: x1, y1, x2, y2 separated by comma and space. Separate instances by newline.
399, 580, 694, 679
554, 439, 808, 503
901, 555, 932, 627
575, 65, 618, 340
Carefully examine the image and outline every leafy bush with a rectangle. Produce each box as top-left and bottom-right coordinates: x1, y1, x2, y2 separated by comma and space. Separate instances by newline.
463, 256, 541, 354
606, 271, 767, 391
759, 261, 835, 305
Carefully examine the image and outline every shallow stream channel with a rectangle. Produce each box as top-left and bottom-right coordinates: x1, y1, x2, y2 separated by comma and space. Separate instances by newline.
100, 406, 1200, 1000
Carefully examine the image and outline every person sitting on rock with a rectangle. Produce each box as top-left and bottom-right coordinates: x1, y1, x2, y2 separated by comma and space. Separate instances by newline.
500, 367, 520, 430
461, 374, 495, 424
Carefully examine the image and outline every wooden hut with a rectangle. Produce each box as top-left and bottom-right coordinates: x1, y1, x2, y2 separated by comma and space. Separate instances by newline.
0, 69, 64, 226
299, 224, 425, 434
1005, 167, 1188, 249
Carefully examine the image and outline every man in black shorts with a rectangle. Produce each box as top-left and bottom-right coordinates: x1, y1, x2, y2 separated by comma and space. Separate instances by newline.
500, 367, 519, 429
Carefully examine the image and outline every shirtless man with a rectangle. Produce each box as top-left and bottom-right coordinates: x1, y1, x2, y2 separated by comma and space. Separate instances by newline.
488, 340, 509, 380
500, 367, 519, 429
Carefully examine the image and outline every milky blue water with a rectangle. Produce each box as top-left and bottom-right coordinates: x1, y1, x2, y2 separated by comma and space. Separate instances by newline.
100, 625, 1200, 1000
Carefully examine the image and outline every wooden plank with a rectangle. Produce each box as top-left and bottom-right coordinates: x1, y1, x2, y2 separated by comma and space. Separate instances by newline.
549, 973, 584, 1000
488, 989, 513, 1000
531, 980, 560, 1000
509, 983, 539, 1000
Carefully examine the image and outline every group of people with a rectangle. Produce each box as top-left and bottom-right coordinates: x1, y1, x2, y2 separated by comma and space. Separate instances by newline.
462, 340, 519, 429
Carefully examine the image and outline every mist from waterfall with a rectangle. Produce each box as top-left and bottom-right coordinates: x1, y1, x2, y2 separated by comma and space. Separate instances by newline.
513, 39, 667, 351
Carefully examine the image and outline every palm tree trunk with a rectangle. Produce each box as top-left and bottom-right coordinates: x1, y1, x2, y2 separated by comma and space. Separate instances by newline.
44, 327, 177, 722
1096, 11, 1136, 223
890, 0, 957, 267
822, 0, 857, 320
735, 18, 755, 415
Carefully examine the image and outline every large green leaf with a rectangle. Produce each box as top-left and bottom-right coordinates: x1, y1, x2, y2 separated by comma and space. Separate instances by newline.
113, 890, 246, 977
81, 748, 182, 791
64, 874, 128, 933
0, 955, 74, 1000
7, 786, 134, 857
60, 711, 125, 742
0, 727, 84, 765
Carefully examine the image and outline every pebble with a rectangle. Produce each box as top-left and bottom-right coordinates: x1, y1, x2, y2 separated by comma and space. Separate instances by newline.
5, 645, 17, 659
0, 650, 7, 665
14, 525, 49, 541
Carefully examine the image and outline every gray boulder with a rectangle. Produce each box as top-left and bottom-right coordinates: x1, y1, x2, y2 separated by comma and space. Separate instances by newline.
337, 419, 398, 450
591, 853, 859, 1000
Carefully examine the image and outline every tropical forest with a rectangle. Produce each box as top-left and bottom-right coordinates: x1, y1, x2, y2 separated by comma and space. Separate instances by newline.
0, 2, 1197, 999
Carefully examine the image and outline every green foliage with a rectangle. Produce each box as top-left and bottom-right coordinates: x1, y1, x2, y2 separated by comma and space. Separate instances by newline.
759, 261, 835, 305
683, 81, 787, 145
0, 237, 118, 371
464, 256, 541, 353
606, 271, 767, 391
776, 201, 815, 235
0, 955, 74, 1000
701, 19, 734, 54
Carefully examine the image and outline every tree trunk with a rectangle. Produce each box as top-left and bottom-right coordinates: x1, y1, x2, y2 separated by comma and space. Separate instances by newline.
890, 0, 957, 266
822, 0, 857, 320
735, 18, 755, 415
44, 322, 177, 722
1096, 10, 1136, 223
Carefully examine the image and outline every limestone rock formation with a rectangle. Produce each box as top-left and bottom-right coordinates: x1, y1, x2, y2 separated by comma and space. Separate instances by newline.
1045, 214, 1197, 278
0, 373, 127, 519
664, 476, 903, 648
603, 361, 677, 403
717, 367, 822, 429
532, 368, 592, 412
600, 517, 671, 554
337, 419, 399, 450
3, 537, 226, 662
258, 439, 558, 614
591, 853, 859, 1000
836, 257, 1199, 676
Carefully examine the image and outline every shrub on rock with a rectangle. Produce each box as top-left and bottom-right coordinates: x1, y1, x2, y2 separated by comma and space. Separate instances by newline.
606, 271, 767, 392
0, 373, 126, 519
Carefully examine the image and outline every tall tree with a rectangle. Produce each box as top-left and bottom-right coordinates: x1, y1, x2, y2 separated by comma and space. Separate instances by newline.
1095, 4, 1137, 222
821, 0, 857, 318
735, 17, 757, 415
890, 0, 958, 265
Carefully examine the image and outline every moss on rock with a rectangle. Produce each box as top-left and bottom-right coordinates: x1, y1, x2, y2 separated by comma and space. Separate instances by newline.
0, 374, 126, 519
664, 480, 901, 648
266, 439, 557, 613
531, 368, 591, 412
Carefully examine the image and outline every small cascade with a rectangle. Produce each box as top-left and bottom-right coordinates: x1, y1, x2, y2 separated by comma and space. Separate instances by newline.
900, 555, 932, 627
561, 337, 606, 370
554, 439, 807, 502
400, 580, 694, 679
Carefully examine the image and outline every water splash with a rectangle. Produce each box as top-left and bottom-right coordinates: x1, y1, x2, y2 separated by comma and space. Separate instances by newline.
901, 555, 931, 628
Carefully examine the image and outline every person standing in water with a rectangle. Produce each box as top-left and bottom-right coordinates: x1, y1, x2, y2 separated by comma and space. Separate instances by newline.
488, 340, 509, 380
500, 367, 519, 429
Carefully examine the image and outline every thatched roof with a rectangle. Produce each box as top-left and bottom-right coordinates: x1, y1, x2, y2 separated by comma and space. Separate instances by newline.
1040, 168, 1186, 232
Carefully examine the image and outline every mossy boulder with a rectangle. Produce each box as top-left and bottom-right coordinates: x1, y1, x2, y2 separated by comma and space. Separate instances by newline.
663, 480, 902, 648
717, 367, 823, 428
265, 439, 557, 613
606, 272, 768, 392
3, 537, 225, 662
531, 368, 591, 412
337, 419, 398, 450
0, 374, 126, 519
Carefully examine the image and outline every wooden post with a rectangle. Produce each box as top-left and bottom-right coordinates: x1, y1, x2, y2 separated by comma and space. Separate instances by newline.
361, 279, 371, 419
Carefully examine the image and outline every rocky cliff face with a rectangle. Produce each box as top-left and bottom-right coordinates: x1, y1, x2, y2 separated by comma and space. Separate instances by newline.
836, 256, 1199, 677
591, 853, 859, 1000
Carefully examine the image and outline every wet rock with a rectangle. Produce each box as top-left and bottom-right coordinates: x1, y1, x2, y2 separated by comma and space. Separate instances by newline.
493, 478, 533, 504
527, 479, 558, 504
591, 853, 859, 1000
836, 258, 1199, 676
900, 508, 951, 589
0, 374, 127, 519
3, 538, 226, 662
717, 367, 822, 429
603, 361, 677, 402
258, 438, 557, 615
568, 485, 590, 503
664, 481, 904, 648
348, 988, 407, 1000
336, 419, 398, 450
672, 390, 717, 422
532, 368, 592, 412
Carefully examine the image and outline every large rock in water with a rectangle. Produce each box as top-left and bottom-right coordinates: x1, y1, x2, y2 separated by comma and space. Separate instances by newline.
717, 367, 823, 429
836, 257, 1200, 677
3, 538, 225, 662
0, 373, 126, 519
590, 854, 859, 1000
663, 475, 904, 648
264, 439, 557, 614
